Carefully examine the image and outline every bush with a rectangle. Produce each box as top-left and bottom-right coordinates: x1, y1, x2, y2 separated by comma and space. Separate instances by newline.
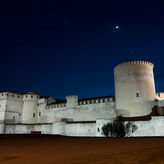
102, 116, 137, 137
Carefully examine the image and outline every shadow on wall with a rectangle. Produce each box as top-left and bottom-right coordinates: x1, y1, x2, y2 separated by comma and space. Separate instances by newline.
117, 105, 164, 122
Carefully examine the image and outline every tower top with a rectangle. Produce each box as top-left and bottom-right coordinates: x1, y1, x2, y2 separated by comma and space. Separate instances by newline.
114, 61, 154, 70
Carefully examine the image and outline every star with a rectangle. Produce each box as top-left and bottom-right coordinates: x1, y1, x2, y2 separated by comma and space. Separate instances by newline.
115, 25, 119, 29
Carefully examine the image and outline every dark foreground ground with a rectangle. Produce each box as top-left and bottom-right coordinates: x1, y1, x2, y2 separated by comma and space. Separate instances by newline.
0, 135, 164, 164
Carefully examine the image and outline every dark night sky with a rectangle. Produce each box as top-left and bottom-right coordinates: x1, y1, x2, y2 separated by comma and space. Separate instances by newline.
0, 0, 164, 99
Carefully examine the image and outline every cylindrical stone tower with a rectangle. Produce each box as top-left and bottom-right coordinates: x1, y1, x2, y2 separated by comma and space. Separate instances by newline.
114, 61, 156, 117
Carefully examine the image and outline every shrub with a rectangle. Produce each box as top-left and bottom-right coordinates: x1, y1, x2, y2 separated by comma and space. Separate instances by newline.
102, 116, 137, 137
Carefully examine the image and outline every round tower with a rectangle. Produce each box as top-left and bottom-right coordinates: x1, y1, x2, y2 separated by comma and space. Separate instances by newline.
21, 92, 39, 123
114, 61, 156, 117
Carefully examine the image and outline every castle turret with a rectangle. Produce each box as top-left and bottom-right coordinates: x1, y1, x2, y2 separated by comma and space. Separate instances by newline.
21, 92, 40, 123
114, 61, 156, 117
66, 95, 78, 108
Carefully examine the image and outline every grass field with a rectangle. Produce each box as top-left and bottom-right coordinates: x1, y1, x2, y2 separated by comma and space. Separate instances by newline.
0, 135, 164, 164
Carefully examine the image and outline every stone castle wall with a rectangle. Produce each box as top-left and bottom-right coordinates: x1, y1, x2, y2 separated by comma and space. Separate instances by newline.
1, 60, 164, 137
40, 96, 116, 123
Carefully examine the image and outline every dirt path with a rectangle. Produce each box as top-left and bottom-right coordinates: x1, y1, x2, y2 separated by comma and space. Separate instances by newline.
0, 135, 164, 164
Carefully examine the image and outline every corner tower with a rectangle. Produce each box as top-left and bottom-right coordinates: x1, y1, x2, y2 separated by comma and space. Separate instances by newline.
21, 92, 39, 123
114, 61, 156, 117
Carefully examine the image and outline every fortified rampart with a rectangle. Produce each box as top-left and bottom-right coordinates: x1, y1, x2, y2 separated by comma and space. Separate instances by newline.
1, 60, 164, 137
41, 96, 116, 123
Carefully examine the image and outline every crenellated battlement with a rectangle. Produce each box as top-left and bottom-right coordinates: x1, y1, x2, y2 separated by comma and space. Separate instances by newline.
114, 61, 154, 69
23, 93, 40, 101
0, 91, 40, 101
46, 103, 66, 109
46, 96, 115, 109
78, 96, 114, 105
0, 92, 23, 100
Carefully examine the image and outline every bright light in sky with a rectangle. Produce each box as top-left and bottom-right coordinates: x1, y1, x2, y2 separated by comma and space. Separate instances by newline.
116, 25, 119, 29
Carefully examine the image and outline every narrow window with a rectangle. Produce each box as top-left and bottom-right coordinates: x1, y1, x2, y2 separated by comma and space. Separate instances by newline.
97, 128, 100, 132
136, 92, 139, 97
13, 116, 15, 120
19, 113, 21, 116
39, 112, 41, 117
33, 113, 35, 118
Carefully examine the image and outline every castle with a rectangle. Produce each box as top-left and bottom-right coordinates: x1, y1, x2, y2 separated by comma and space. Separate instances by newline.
1, 61, 164, 136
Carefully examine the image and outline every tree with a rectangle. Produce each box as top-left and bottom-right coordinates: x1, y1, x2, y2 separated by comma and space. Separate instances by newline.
102, 116, 137, 137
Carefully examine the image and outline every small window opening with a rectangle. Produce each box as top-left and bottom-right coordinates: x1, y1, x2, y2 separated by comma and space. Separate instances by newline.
39, 112, 41, 117
33, 113, 35, 118
19, 113, 21, 116
13, 116, 15, 120
136, 92, 139, 97
97, 128, 100, 132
